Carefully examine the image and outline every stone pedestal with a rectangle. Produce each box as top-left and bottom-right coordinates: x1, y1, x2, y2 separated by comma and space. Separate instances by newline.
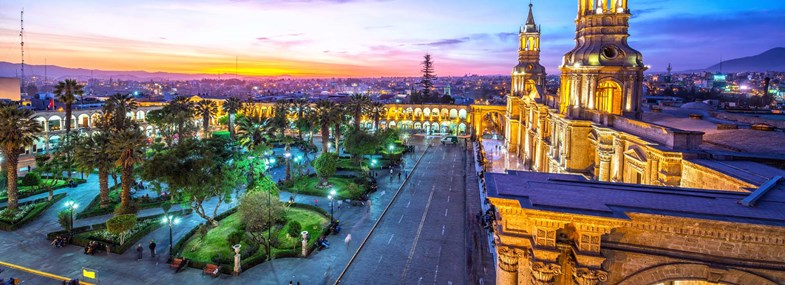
301, 231, 309, 257
232, 244, 242, 276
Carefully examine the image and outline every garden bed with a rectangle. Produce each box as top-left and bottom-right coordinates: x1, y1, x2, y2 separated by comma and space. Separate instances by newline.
76, 186, 169, 219
46, 209, 191, 254
0, 193, 67, 231
176, 204, 329, 275
289, 175, 368, 200
0, 178, 86, 203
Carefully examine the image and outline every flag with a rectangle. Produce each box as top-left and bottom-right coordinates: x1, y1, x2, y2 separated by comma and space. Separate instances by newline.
82, 268, 96, 279
48, 98, 54, 110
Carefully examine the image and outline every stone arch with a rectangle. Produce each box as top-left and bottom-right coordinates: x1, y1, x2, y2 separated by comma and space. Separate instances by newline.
414, 108, 422, 119
389, 121, 397, 128
48, 115, 63, 131
423, 108, 431, 117
617, 263, 778, 285
441, 108, 449, 119
126, 111, 135, 120
90, 113, 101, 126
449, 109, 458, 119
596, 79, 623, 115
136, 110, 145, 121
459, 109, 468, 120
77, 114, 90, 128
34, 117, 47, 132
431, 108, 440, 118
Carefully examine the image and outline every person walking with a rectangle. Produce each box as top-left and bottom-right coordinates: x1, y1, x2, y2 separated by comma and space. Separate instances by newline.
344, 233, 352, 247
149, 240, 157, 258
135, 244, 143, 261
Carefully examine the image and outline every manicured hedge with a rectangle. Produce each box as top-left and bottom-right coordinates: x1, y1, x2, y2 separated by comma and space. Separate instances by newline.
0, 178, 86, 203
0, 193, 67, 231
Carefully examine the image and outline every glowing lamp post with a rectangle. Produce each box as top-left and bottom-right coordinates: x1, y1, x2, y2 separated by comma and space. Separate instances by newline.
64, 200, 78, 233
162, 215, 181, 259
284, 145, 292, 181
328, 189, 337, 223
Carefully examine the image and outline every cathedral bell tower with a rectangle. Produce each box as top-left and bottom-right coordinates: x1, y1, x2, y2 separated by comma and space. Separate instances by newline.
507, 2, 546, 154
512, 2, 546, 100
559, 0, 646, 121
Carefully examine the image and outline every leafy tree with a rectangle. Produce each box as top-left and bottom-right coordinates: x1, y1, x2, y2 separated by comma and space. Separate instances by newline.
195, 100, 219, 138
106, 214, 137, 245
313, 152, 338, 185
420, 54, 437, 100
57, 210, 72, 232
222, 97, 244, 141
238, 191, 284, 254
228, 230, 245, 246
34, 153, 65, 201
343, 128, 379, 168
21, 172, 41, 188
0, 103, 42, 211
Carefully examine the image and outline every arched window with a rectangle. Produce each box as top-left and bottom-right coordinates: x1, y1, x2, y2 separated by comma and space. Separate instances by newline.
596, 80, 623, 115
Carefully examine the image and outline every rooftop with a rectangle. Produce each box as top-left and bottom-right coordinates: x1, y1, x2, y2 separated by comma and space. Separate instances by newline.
486, 171, 785, 227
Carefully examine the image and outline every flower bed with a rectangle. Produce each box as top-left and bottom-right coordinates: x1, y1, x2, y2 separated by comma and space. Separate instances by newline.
76, 186, 169, 219
0, 193, 67, 231
288, 175, 368, 200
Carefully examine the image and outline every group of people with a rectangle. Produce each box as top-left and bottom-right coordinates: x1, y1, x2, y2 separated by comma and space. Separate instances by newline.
83, 241, 103, 255
317, 236, 330, 249
50, 235, 69, 248
136, 240, 157, 261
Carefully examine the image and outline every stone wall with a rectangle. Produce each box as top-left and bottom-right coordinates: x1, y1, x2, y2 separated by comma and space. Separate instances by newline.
613, 117, 704, 150
680, 160, 754, 192
712, 112, 785, 129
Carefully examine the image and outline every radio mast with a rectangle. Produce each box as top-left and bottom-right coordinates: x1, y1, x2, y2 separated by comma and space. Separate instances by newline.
20, 9, 25, 92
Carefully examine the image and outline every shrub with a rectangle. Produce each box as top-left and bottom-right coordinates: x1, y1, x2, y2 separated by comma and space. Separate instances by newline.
228, 230, 244, 246
314, 153, 338, 182
287, 221, 302, 238
106, 214, 137, 245
57, 210, 72, 232
21, 172, 42, 187
113, 204, 138, 216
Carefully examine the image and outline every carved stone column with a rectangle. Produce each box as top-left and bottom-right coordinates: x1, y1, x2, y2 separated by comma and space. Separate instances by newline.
496, 247, 519, 285
573, 267, 608, 285
530, 262, 562, 285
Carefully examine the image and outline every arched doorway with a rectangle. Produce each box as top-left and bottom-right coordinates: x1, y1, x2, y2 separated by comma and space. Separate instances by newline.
596, 80, 623, 115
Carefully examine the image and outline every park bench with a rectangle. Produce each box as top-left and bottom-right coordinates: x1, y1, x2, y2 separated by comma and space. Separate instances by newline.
203, 264, 220, 278
170, 258, 188, 273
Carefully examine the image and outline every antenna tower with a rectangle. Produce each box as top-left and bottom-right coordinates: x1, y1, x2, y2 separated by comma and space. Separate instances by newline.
20, 9, 25, 92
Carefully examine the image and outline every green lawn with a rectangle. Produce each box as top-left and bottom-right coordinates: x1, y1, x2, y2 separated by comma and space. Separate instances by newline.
77, 186, 167, 218
291, 176, 365, 199
0, 179, 84, 201
181, 207, 328, 266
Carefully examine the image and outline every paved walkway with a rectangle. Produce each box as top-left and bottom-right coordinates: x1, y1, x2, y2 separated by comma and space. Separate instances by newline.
0, 138, 428, 284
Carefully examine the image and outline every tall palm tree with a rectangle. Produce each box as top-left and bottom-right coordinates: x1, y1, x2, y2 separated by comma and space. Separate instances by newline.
53, 79, 83, 136
110, 127, 146, 212
368, 102, 387, 131
290, 99, 310, 140
347, 94, 371, 130
73, 131, 113, 208
168, 96, 195, 141
0, 103, 42, 211
236, 111, 272, 152
270, 100, 290, 138
195, 100, 218, 138
104, 93, 138, 132
333, 105, 349, 154
222, 97, 243, 141
315, 100, 340, 153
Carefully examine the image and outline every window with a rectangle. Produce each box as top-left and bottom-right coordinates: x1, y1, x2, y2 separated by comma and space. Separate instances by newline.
596, 80, 623, 115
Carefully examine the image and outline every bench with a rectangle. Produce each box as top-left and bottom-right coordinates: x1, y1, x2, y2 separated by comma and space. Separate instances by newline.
170, 258, 188, 273
203, 264, 220, 278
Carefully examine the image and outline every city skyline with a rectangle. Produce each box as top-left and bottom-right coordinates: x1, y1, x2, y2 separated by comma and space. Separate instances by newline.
1, 0, 784, 78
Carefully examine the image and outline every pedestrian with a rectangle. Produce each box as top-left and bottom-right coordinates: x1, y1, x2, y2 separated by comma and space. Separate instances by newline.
314, 198, 318, 206
397, 172, 401, 180
344, 233, 352, 245
135, 244, 143, 261
149, 240, 157, 258
337, 200, 343, 209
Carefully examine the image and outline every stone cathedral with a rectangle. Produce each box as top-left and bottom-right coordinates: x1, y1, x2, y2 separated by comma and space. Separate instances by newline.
492, 1, 785, 285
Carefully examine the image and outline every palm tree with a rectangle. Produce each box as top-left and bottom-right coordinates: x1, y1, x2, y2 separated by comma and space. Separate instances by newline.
222, 97, 243, 141
368, 102, 387, 131
347, 94, 371, 130
195, 100, 218, 138
110, 127, 146, 212
73, 132, 113, 208
0, 103, 42, 211
315, 100, 340, 153
236, 111, 272, 152
333, 105, 349, 154
270, 100, 290, 138
104, 93, 138, 131
290, 99, 310, 140
168, 96, 195, 141
53, 79, 83, 136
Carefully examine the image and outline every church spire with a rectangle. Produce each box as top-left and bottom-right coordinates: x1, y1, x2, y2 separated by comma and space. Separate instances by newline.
524, 1, 538, 33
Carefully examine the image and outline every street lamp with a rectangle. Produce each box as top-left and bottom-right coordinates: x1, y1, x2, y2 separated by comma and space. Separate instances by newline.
161, 214, 181, 259
284, 145, 292, 181
388, 144, 394, 152
328, 189, 337, 223
64, 200, 78, 233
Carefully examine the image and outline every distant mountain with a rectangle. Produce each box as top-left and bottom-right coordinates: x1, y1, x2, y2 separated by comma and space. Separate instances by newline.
0, 62, 261, 81
696, 47, 785, 73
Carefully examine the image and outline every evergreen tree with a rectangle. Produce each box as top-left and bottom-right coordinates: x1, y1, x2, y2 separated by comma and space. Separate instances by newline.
420, 54, 436, 102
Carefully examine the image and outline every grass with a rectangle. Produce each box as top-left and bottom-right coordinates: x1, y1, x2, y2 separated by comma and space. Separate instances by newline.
0, 179, 85, 201
291, 176, 364, 199
180, 207, 328, 266
76, 186, 168, 218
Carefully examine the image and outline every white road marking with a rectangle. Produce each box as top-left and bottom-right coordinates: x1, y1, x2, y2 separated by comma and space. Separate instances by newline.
447, 196, 450, 203
388, 234, 395, 245
444, 208, 448, 217
418, 277, 423, 285
378, 255, 384, 263
406, 201, 411, 208
441, 225, 445, 236
399, 185, 437, 285
432, 246, 443, 284
398, 214, 404, 224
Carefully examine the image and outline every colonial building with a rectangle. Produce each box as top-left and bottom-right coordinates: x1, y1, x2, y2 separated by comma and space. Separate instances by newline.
504, 1, 781, 192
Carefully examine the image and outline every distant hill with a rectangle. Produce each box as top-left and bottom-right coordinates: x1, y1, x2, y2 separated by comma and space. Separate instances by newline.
696, 47, 785, 73
0, 62, 260, 81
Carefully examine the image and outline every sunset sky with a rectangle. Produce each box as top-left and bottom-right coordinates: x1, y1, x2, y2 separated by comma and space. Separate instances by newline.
1, 0, 784, 78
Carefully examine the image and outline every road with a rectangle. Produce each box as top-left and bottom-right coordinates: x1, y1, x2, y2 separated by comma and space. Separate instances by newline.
339, 139, 472, 284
